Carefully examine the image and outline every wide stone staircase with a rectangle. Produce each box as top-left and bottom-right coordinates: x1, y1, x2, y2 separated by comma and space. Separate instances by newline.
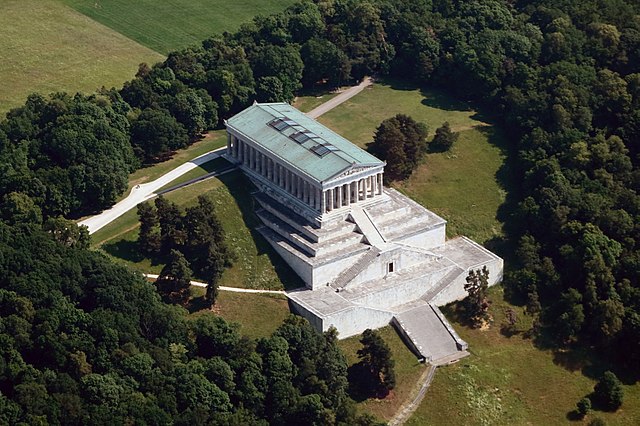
331, 247, 381, 290
420, 266, 465, 302
392, 303, 468, 365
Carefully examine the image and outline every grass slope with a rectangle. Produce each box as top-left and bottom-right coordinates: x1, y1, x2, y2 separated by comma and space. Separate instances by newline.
318, 79, 505, 244
0, 0, 163, 116
210, 292, 290, 340
397, 127, 507, 244
338, 326, 427, 422
318, 78, 488, 148
61, 0, 296, 54
408, 287, 640, 425
94, 171, 302, 291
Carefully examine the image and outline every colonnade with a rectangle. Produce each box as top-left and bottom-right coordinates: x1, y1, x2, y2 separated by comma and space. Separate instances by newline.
228, 134, 384, 214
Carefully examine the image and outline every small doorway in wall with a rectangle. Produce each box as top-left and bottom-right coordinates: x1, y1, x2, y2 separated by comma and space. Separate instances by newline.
388, 262, 394, 273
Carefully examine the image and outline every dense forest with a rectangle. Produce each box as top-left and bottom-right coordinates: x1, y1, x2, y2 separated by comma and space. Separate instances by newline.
1, 0, 640, 422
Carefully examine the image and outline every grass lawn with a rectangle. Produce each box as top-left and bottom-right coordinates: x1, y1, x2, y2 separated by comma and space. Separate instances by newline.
94, 171, 302, 291
317, 78, 488, 148
125, 131, 227, 197
210, 292, 290, 340
408, 286, 640, 425
318, 79, 505, 244
293, 91, 339, 113
397, 127, 507, 244
0, 0, 163, 116
61, 0, 296, 54
339, 326, 427, 422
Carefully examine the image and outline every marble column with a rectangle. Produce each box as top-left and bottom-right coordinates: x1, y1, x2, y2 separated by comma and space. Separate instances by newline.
351, 181, 356, 204
261, 153, 267, 177
345, 184, 350, 206
378, 173, 384, 194
328, 189, 334, 211
320, 189, 326, 213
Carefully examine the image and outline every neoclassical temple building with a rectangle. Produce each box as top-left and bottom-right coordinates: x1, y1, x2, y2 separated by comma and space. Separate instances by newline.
225, 103, 503, 364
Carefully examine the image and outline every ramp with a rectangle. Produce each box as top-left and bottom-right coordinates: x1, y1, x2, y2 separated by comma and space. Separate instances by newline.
350, 205, 386, 247
393, 303, 468, 365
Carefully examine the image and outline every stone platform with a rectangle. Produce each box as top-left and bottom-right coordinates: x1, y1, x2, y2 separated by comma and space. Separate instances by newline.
260, 186, 503, 362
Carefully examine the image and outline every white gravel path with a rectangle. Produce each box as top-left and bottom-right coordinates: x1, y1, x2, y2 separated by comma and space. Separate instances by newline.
143, 274, 286, 294
80, 147, 225, 234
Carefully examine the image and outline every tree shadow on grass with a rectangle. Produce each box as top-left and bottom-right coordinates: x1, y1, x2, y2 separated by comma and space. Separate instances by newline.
187, 296, 210, 314
102, 239, 146, 263
347, 362, 389, 402
216, 171, 305, 291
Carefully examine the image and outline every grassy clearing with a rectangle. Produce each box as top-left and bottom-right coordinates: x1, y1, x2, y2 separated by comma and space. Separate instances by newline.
210, 292, 290, 340
125, 131, 227, 197
157, 157, 230, 192
397, 127, 506, 244
338, 326, 427, 422
0, 0, 163, 116
293, 91, 339, 113
408, 287, 640, 425
61, 0, 296, 54
318, 78, 488, 149
318, 79, 504, 244
95, 171, 302, 290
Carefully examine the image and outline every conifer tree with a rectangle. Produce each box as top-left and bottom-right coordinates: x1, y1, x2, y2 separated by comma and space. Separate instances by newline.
357, 329, 396, 395
156, 249, 193, 305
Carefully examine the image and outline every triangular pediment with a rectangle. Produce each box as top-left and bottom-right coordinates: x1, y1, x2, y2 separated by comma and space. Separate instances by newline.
326, 164, 381, 182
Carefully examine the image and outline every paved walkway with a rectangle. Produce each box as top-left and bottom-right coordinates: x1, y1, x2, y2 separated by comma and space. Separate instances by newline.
79, 147, 226, 234
143, 274, 286, 294
306, 77, 373, 119
388, 364, 437, 426
79, 78, 374, 235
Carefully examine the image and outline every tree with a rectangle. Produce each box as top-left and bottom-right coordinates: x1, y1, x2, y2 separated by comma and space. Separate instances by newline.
155, 196, 185, 253
137, 201, 160, 255
300, 38, 351, 87
430, 122, 458, 152
130, 108, 189, 163
370, 114, 428, 181
463, 267, 491, 327
250, 44, 303, 102
205, 275, 219, 307
155, 249, 193, 305
357, 329, 396, 395
576, 397, 591, 418
593, 371, 623, 411
43, 216, 90, 249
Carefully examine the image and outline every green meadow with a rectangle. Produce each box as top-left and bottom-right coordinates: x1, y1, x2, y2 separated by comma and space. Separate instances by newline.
61, 0, 296, 54
408, 286, 640, 425
317, 79, 505, 244
0, 0, 163, 116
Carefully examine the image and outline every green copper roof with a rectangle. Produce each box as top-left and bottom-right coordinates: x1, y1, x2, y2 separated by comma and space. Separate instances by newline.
225, 103, 384, 183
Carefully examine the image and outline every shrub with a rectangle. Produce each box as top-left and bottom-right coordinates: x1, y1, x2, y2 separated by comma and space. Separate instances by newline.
576, 397, 591, 418
593, 371, 623, 411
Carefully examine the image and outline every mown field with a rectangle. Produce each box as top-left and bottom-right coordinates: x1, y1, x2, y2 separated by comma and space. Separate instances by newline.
61, 0, 296, 54
408, 286, 640, 425
317, 79, 505, 244
0, 0, 163, 116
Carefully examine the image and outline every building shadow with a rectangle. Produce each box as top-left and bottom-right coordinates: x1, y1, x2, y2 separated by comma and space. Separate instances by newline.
217, 171, 304, 291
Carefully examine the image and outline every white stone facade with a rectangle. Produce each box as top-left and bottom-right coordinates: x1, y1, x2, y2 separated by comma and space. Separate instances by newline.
225, 103, 504, 361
